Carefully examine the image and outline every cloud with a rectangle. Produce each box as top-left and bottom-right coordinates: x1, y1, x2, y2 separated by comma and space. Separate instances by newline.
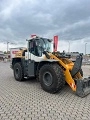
0, 0, 90, 53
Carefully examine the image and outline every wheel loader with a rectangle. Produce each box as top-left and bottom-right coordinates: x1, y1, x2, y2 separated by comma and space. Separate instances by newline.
10, 36, 90, 97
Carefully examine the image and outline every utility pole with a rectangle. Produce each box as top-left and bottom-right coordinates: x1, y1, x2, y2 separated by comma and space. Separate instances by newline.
68, 41, 70, 53
85, 43, 87, 55
3, 41, 16, 53
7, 41, 9, 53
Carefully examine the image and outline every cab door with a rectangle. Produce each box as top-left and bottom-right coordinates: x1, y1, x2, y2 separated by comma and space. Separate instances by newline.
28, 39, 44, 62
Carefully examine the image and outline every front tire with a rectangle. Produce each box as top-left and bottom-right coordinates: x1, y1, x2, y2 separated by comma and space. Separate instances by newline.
13, 62, 24, 81
39, 63, 65, 93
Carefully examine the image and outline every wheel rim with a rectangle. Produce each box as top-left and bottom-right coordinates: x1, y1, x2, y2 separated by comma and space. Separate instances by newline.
15, 68, 19, 78
43, 72, 53, 86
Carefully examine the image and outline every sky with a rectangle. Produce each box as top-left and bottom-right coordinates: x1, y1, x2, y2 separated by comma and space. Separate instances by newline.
0, 0, 90, 54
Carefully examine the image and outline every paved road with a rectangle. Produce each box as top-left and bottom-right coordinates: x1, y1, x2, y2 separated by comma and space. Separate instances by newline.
0, 62, 90, 120
82, 65, 90, 77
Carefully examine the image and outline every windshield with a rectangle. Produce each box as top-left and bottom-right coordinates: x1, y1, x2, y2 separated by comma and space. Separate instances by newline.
36, 38, 52, 52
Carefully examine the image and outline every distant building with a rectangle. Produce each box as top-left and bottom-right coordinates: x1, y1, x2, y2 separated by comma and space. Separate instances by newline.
0, 51, 11, 61
64, 52, 83, 61
0, 51, 4, 60
66, 52, 83, 56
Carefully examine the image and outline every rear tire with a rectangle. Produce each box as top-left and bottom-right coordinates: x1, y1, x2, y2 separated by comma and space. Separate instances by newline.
39, 63, 65, 93
13, 62, 24, 81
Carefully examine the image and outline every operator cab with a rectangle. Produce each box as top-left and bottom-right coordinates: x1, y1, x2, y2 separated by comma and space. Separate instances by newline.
28, 36, 53, 57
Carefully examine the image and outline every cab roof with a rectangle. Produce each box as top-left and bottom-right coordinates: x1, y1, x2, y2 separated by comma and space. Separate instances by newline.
26, 36, 52, 42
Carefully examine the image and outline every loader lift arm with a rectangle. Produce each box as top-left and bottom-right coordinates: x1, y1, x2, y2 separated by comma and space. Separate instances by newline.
71, 54, 82, 77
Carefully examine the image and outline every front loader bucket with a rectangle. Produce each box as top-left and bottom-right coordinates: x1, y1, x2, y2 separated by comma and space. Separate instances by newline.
76, 77, 90, 97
